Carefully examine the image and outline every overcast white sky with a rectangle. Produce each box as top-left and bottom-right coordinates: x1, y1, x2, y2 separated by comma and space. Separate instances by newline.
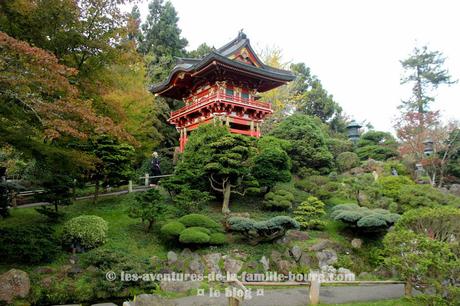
129, 0, 460, 132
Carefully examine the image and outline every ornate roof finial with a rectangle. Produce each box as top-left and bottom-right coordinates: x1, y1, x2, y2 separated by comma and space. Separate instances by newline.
238, 29, 246, 39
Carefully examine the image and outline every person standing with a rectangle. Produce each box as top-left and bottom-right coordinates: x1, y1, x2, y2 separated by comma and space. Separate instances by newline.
150, 152, 161, 186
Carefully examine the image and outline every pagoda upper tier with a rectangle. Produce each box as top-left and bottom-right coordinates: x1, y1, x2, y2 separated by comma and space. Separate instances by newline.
150, 31, 295, 151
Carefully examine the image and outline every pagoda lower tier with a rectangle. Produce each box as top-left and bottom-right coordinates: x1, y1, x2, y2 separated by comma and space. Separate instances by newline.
169, 87, 273, 152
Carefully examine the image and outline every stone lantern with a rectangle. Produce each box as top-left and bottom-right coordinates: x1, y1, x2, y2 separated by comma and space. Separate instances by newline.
423, 139, 434, 156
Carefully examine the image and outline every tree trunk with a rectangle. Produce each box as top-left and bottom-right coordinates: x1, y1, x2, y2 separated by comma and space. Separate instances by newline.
145, 220, 153, 233
404, 279, 413, 297
93, 180, 99, 204
222, 182, 231, 214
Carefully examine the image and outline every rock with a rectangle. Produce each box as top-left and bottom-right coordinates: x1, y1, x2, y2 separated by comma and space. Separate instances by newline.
40, 276, 53, 289
449, 184, 460, 197
0, 269, 30, 303
34, 266, 54, 274
203, 253, 222, 275
180, 248, 193, 258
309, 239, 331, 252
351, 238, 363, 249
69, 254, 78, 265
247, 261, 257, 269
286, 230, 309, 242
259, 256, 270, 272
188, 257, 205, 275
337, 267, 352, 275
86, 265, 99, 273
270, 250, 282, 263
160, 280, 201, 293
276, 260, 294, 275
316, 248, 338, 268
230, 249, 248, 260
298, 252, 311, 267
291, 245, 302, 262
149, 256, 162, 267
127, 294, 177, 306
69, 265, 83, 275
224, 257, 243, 274
167, 251, 178, 265
320, 265, 336, 274
59, 265, 73, 276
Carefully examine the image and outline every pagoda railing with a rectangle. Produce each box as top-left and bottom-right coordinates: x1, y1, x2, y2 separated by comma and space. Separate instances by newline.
170, 93, 272, 118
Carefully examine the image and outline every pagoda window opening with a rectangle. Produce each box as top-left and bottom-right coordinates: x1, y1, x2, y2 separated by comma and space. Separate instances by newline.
225, 88, 234, 96
230, 122, 251, 131
241, 91, 249, 100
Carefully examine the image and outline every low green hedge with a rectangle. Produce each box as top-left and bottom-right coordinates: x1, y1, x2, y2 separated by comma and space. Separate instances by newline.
62, 215, 108, 249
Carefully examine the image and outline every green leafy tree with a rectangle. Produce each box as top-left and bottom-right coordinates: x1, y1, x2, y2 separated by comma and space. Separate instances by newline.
205, 134, 258, 213
400, 46, 456, 115
396, 184, 460, 213
331, 204, 400, 233
290, 63, 343, 123
35, 173, 74, 219
355, 131, 399, 161
384, 229, 456, 298
187, 43, 215, 58
227, 216, 299, 245
172, 188, 214, 215
294, 196, 326, 230
128, 189, 169, 232
269, 114, 333, 173
140, 0, 187, 82
90, 136, 135, 203
336, 152, 360, 172
253, 136, 291, 191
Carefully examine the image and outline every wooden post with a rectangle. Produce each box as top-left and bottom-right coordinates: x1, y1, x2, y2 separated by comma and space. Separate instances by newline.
128, 180, 133, 193
228, 296, 240, 306
144, 173, 149, 187
72, 178, 76, 200
309, 278, 320, 305
11, 190, 17, 208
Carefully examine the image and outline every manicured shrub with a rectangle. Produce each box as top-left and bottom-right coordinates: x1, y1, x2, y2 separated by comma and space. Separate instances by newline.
178, 213, 222, 231
377, 175, 413, 199
179, 228, 210, 244
331, 204, 400, 232
160, 221, 186, 239
128, 188, 170, 232
263, 189, 294, 210
187, 226, 211, 235
62, 215, 108, 249
227, 216, 299, 245
293, 196, 326, 230
0, 224, 59, 263
209, 233, 227, 245
336, 152, 360, 172
173, 188, 214, 214
397, 184, 460, 212
294, 175, 338, 200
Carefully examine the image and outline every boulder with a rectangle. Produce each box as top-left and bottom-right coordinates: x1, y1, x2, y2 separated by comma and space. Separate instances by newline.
34, 266, 54, 274
316, 248, 338, 268
351, 238, 363, 249
167, 251, 178, 265
203, 253, 222, 275
298, 252, 311, 267
290, 245, 302, 262
188, 257, 205, 275
180, 248, 193, 258
309, 239, 331, 252
125, 294, 177, 306
259, 256, 270, 272
0, 269, 30, 303
270, 250, 282, 263
230, 249, 248, 261
276, 230, 309, 244
247, 261, 258, 269
320, 265, 336, 274
449, 184, 460, 197
149, 256, 162, 267
160, 280, 201, 292
224, 257, 243, 274
276, 260, 294, 275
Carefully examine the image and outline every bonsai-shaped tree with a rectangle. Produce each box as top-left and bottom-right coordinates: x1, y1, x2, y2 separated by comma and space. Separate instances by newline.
205, 134, 258, 213
293, 196, 326, 230
263, 188, 295, 211
128, 189, 170, 232
331, 203, 400, 233
227, 216, 299, 245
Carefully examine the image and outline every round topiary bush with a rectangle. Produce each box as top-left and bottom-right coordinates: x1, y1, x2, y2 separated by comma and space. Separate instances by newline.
178, 214, 222, 231
160, 221, 186, 239
336, 152, 360, 172
179, 228, 210, 244
186, 226, 211, 235
209, 232, 227, 245
62, 215, 108, 249
263, 189, 294, 210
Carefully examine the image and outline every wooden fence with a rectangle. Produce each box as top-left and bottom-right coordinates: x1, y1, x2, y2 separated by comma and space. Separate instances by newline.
226, 279, 408, 306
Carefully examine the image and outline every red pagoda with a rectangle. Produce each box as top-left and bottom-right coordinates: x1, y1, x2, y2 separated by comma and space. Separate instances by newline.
150, 31, 295, 152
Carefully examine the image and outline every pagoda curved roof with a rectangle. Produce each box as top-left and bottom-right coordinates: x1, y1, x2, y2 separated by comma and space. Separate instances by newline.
150, 32, 295, 99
